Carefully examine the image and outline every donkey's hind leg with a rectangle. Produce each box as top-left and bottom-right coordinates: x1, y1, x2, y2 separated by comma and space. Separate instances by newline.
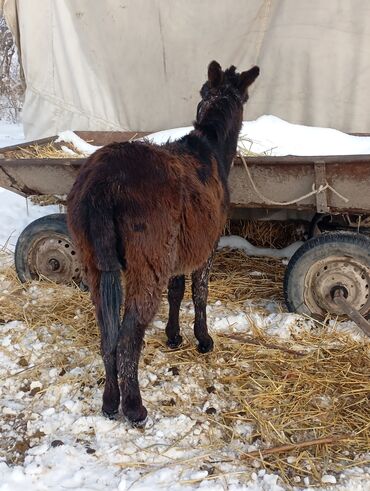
88, 266, 120, 418
116, 308, 147, 425
117, 282, 163, 426
166, 275, 185, 348
191, 251, 215, 353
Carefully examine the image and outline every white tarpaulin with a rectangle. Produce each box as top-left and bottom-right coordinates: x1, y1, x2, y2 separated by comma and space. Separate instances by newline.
3, 0, 370, 139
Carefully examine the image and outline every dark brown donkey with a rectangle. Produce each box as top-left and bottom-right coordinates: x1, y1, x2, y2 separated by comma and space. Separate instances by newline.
67, 61, 259, 426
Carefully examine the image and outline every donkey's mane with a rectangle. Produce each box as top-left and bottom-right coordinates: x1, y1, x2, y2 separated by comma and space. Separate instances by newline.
193, 87, 243, 143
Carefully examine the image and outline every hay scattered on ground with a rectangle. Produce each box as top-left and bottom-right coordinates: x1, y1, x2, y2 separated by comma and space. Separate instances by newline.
0, 247, 285, 312
1, 250, 369, 485
166, 330, 370, 486
207, 249, 285, 304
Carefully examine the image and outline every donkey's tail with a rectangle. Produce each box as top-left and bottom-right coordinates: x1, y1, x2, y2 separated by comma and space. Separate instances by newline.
88, 204, 124, 351
99, 270, 122, 351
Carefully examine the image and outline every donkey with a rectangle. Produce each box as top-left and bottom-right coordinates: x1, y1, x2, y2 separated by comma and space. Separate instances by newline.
67, 61, 259, 426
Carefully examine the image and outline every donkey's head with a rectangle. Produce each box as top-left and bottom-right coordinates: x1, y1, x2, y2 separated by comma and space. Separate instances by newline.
196, 61, 260, 124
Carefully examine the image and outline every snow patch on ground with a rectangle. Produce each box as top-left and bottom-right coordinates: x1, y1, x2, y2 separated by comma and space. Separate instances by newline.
218, 236, 303, 259
0, 121, 24, 148
0, 308, 369, 491
0, 124, 60, 249
0, 189, 61, 250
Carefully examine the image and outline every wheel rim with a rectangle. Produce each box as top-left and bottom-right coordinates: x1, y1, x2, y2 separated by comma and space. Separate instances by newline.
27, 232, 82, 284
304, 255, 370, 317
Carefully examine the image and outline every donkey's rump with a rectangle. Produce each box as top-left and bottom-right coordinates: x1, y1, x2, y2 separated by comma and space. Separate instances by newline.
72, 139, 226, 277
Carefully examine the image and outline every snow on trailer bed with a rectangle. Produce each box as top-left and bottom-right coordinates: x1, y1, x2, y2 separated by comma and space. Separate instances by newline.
2, 116, 370, 214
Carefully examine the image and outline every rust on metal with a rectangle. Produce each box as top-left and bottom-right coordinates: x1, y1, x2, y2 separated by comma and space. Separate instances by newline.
0, 160, 82, 197
1, 131, 370, 214
313, 160, 329, 213
75, 130, 148, 145
26, 232, 82, 284
332, 287, 370, 338
303, 252, 370, 319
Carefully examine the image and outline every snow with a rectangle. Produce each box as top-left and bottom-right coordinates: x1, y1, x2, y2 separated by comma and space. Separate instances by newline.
145, 126, 194, 145
145, 115, 370, 156
56, 130, 101, 155
0, 123, 60, 250
321, 475, 337, 484
0, 313, 369, 491
55, 114, 370, 158
0, 189, 62, 250
218, 236, 303, 259
240, 115, 370, 156
0, 121, 24, 147
1, 121, 370, 490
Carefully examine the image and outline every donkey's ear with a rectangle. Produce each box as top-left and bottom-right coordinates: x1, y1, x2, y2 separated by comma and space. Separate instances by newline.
239, 66, 260, 94
208, 60, 223, 88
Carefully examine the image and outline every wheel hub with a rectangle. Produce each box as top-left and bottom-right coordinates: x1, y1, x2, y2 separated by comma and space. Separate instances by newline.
28, 234, 81, 284
304, 255, 370, 316
48, 258, 61, 272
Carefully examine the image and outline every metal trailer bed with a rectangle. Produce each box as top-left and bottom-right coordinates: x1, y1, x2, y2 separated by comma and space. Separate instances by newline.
1, 131, 370, 335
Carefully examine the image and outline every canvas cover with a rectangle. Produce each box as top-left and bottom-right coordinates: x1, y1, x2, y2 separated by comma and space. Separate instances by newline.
3, 0, 370, 139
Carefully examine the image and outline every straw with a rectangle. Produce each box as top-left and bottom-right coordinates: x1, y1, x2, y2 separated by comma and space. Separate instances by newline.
4, 142, 85, 159
0, 249, 369, 485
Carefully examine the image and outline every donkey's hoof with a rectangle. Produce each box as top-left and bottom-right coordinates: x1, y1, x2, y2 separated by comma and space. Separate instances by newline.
123, 404, 148, 428
166, 335, 183, 349
130, 415, 148, 429
102, 408, 119, 420
102, 393, 120, 419
197, 337, 214, 353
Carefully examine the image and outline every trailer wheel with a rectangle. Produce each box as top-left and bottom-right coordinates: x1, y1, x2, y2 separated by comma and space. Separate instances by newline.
15, 213, 82, 284
284, 232, 370, 319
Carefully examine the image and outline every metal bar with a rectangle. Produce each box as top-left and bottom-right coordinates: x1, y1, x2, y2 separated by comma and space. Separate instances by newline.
332, 289, 370, 338
74, 130, 148, 145
233, 154, 370, 166
314, 160, 329, 213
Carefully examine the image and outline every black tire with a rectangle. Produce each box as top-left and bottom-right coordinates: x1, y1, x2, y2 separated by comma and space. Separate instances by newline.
284, 232, 370, 318
14, 213, 82, 284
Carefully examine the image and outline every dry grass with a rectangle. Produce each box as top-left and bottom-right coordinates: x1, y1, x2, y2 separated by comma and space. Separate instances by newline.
225, 219, 306, 249
0, 248, 283, 328
237, 136, 263, 157
166, 330, 370, 485
1, 248, 369, 485
207, 249, 284, 305
4, 142, 85, 159
4, 135, 262, 160
29, 195, 67, 206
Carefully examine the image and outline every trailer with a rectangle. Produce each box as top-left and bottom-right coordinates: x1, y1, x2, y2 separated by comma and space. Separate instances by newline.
1, 131, 370, 335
